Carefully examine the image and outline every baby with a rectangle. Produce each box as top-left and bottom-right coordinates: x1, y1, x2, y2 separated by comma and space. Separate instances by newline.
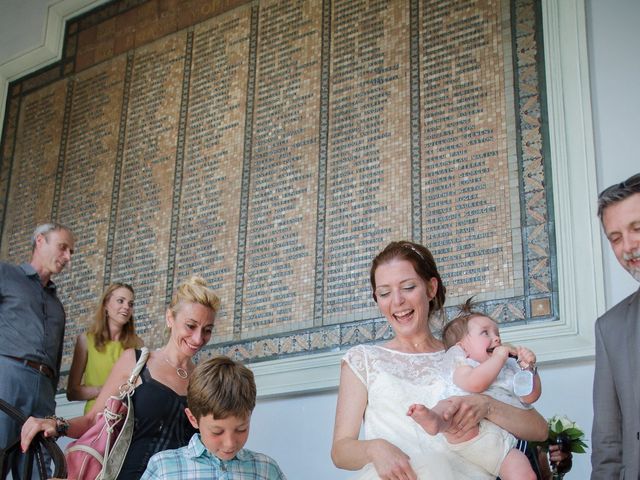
408, 298, 541, 480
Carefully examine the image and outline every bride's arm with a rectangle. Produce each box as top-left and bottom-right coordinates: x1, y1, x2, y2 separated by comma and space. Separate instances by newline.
444, 394, 548, 441
331, 361, 370, 470
331, 362, 417, 478
486, 396, 547, 440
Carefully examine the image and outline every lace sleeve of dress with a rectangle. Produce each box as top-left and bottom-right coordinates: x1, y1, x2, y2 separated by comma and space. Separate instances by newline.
342, 345, 368, 387
442, 345, 468, 374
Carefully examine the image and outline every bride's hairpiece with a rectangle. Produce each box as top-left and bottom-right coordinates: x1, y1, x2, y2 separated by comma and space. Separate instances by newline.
401, 242, 425, 261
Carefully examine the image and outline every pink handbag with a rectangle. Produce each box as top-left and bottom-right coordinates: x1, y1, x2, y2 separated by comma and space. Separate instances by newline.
65, 348, 149, 480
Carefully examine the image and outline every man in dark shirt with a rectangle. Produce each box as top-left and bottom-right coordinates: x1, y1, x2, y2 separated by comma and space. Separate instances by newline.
0, 223, 74, 478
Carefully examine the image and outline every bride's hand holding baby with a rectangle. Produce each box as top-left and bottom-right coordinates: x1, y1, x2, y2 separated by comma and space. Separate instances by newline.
442, 394, 490, 437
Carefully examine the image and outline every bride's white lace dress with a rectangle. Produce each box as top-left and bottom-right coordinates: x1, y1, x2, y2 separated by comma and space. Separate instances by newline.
344, 345, 494, 480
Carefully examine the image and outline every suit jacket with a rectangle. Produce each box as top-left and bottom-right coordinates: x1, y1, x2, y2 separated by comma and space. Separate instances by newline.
592, 287, 640, 479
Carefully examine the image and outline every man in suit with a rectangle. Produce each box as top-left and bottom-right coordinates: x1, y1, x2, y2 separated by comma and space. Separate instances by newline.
591, 172, 640, 479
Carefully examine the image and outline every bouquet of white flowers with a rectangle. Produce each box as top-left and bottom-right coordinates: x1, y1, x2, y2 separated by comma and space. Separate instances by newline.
533, 415, 587, 479
543, 415, 588, 454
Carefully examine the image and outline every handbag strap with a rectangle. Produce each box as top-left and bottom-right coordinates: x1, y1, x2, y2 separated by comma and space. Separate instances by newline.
128, 347, 149, 384
118, 347, 150, 397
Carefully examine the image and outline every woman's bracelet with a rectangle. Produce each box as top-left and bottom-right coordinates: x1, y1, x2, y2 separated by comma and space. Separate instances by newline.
45, 415, 69, 438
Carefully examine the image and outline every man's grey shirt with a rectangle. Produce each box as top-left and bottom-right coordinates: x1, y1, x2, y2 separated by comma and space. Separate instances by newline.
0, 262, 66, 384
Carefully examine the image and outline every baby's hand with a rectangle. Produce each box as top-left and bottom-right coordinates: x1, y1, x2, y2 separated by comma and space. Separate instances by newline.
515, 346, 536, 369
491, 345, 511, 361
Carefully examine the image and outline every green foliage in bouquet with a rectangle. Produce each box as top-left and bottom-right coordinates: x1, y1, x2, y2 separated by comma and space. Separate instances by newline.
539, 415, 588, 454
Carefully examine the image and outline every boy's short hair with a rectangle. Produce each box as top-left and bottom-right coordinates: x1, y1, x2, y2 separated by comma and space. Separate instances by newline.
187, 356, 256, 421
442, 297, 487, 349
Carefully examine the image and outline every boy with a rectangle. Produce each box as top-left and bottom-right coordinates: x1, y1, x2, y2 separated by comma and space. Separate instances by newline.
408, 298, 541, 480
141, 356, 286, 479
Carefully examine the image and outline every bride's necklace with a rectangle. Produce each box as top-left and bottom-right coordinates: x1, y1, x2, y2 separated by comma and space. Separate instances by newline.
397, 336, 440, 352
162, 354, 189, 379
412, 338, 432, 349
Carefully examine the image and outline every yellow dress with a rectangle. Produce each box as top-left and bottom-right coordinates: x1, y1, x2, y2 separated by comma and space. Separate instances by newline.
83, 333, 124, 414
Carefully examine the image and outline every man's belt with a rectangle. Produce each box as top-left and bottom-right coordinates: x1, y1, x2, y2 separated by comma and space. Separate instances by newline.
4, 355, 55, 379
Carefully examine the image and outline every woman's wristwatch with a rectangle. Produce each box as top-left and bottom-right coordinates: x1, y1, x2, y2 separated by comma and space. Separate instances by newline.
45, 415, 69, 438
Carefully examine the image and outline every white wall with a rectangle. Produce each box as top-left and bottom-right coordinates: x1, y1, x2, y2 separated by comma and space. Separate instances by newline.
3, 0, 640, 478
587, 0, 640, 304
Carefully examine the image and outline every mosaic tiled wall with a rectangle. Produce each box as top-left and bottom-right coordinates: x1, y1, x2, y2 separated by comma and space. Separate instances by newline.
0, 0, 554, 385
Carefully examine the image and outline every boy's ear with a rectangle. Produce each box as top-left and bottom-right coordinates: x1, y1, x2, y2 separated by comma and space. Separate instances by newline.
185, 408, 199, 430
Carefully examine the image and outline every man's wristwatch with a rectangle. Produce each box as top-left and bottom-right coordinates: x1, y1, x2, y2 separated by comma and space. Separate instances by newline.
45, 415, 69, 438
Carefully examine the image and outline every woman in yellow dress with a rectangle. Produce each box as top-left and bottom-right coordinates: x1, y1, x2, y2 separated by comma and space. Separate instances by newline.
67, 283, 142, 413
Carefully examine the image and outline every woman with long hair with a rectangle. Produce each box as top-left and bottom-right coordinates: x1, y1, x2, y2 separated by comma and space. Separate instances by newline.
67, 283, 142, 413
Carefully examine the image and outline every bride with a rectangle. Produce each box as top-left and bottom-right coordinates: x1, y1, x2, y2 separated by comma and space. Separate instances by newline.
331, 241, 548, 479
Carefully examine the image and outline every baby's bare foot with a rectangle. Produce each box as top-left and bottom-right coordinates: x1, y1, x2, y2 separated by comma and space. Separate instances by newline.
407, 403, 446, 435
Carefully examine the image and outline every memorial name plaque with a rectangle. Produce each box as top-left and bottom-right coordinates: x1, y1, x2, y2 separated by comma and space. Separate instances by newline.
55, 58, 128, 368
175, 8, 252, 343
109, 34, 186, 345
324, 0, 411, 326
1, 82, 68, 260
242, 0, 322, 346
419, 0, 522, 303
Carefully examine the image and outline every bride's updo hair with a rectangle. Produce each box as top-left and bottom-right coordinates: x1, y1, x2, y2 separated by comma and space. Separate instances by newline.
169, 276, 220, 316
369, 240, 446, 318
